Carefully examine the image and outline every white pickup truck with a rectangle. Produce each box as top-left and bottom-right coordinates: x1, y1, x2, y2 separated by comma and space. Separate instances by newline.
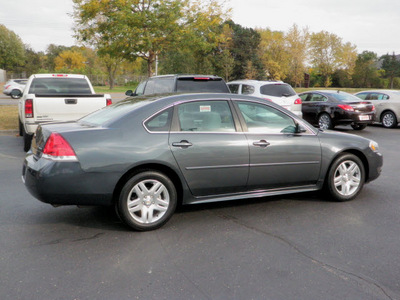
15, 74, 112, 151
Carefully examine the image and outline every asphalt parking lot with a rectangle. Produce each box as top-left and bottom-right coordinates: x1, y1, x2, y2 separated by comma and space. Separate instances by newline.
1, 125, 399, 300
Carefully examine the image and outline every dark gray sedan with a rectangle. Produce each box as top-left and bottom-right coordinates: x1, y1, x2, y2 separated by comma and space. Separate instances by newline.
23, 93, 383, 231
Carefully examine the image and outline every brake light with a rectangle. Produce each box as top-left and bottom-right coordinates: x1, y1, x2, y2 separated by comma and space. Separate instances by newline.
52, 74, 68, 77
338, 104, 354, 112
263, 98, 272, 101
5, 85, 10, 89
194, 77, 210, 80
106, 98, 112, 106
371, 105, 375, 111
294, 98, 302, 104
42, 133, 77, 161
25, 99, 34, 118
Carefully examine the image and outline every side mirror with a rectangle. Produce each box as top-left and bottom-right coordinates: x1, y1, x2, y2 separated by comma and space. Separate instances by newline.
125, 90, 133, 96
11, 89, 23, 98
295, 122, 307, 134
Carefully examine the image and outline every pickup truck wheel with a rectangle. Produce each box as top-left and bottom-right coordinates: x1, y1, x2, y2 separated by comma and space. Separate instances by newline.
23, 129, 33, 152
18, 119, 23, 136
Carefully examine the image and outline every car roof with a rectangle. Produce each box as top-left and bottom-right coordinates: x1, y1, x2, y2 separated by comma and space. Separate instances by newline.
228, 80, 285, 86
148, 74, 223, 79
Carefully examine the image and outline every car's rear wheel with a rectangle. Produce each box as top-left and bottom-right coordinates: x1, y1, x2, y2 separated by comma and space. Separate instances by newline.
116, 171, 177, 231
381, 111, 397, 128
10, 89, 21, 99
351, 123, 367, 130
326, 154, 365, 202
318, 113, 333, 130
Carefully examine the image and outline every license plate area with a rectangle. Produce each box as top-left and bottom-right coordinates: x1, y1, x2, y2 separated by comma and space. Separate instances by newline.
359, 115, 370, 121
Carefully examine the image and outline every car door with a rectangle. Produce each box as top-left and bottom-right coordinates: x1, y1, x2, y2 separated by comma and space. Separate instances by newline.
169, 99, 249, 197
367, 92, 389, 118
234, 100, 322, 190
301, 93, 329, 124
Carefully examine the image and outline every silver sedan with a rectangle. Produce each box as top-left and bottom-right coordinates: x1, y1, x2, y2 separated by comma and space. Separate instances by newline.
355, 90, 400, 128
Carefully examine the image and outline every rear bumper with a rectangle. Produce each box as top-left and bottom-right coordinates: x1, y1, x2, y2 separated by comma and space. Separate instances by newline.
22, 154, 116, 206
334, 111, 375, 125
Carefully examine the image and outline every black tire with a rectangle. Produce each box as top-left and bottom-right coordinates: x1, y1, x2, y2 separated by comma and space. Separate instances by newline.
23, 128, 33, 152
325, 154, 365, 202
10, 89, 21, 99
116, 171, 177, 231
318, 113, 333, 130
18, 119, 23, 137
381, 111, 397, 128
351, 123, 367, 130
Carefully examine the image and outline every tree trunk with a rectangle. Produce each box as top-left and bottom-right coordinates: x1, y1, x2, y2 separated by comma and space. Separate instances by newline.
147, 51, 155, 77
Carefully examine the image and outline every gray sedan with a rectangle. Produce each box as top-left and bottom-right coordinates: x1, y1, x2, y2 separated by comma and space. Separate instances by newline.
23, 93, 383, 231
355, 90, 400, 128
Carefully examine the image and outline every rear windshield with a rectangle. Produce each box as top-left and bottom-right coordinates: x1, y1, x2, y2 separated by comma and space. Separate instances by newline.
79, 100, 149, 126
329, 92, 362, 102
260, 84, 296, 97
176, 78, 230, 93
28, 78, 92, 94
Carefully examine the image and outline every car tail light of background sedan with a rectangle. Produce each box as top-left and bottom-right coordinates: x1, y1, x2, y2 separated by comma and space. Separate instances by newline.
337, 104, 355, 112
294, 98, 302, 104
106, 98, 112, 106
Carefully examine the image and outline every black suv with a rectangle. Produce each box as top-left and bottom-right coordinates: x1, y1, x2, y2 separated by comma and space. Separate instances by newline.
125, 74, 230, 96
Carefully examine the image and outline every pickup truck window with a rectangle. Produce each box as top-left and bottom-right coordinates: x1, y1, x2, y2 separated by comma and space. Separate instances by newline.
29, 78, 92, 95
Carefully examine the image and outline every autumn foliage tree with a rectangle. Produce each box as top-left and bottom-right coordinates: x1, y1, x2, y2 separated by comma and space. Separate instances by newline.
73, 0, 229, 77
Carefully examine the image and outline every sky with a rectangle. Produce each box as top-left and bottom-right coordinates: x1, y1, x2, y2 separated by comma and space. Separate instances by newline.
1, 0, 399, 56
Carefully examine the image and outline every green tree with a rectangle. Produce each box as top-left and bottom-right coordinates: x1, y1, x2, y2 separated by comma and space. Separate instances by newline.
285, 24, 309, 87
257, 28, 289, 80
226, 20, 264, 80
0, 24, 25, 71
73, 0, 228, 77
380, 53, 400, 89
309, 31, 343, 87
352, 51, 381, 88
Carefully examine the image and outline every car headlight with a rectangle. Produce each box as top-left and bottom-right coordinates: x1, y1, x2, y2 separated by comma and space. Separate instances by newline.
369, 140, 379, 152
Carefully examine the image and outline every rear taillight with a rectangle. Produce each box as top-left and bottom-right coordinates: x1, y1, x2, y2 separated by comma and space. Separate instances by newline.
5, 85, 10, 89
42, 133, 77, 161
294, 98, 302, 104
263, 98, 272, 101
371, 105, 375, 111
106, 98, 112, 106
25, 99, 34, 118
338, 104, 355, 112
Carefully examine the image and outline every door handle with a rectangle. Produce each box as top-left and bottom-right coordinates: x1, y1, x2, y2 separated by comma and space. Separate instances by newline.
253, 140, 270, 148
172, 140, 193, 148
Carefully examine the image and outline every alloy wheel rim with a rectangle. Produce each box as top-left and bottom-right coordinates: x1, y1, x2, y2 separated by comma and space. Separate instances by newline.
127, 179, 170, 224
319, 115, 330, 130
333, 160, 361, 196
382, 113, 394, 127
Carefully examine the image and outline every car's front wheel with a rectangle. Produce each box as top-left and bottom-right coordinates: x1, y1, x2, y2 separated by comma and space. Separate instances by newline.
116, 171, 177, 231
326, 154, 365, 202
318, 113, 333, 130
381, 111, 397, 128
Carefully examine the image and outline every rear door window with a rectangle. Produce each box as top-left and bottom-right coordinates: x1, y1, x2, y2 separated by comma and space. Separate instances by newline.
242, 84, 255, 95
228, 84, 240, 94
